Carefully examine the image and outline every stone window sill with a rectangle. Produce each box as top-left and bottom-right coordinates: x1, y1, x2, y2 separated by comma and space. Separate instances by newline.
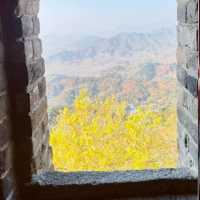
29, 168, 197, 200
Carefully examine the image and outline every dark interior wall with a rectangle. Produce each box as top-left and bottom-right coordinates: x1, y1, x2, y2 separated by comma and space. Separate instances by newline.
0, 14, 16, 200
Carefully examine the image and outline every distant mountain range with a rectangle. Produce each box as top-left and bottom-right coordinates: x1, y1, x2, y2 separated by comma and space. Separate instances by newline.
44, 28, 177, 123
46, 28, 176, 63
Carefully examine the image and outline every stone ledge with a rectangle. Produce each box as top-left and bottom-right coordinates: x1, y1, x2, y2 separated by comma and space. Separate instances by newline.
32, 168, 195, 186
30, 168, 197, 200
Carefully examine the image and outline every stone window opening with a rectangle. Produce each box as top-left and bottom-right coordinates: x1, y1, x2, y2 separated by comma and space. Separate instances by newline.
0, 0, 199, 200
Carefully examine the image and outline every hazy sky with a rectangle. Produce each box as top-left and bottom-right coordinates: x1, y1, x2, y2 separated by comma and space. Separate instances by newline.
39, 0, 177, 37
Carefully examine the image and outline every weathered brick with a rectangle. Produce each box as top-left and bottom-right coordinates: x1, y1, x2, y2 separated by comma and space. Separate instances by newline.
177, 24, 198, 51
178, 122, 189, 158
16, 0, 40, 17
0, 147, 11, 178
6, 41, 39, 65
177, 47, 198, 77
32, 38, 42, 60
28, 58, 45, 84
32, 142, 51, 172
186, 0, 198, 23
25, 39, 34, 62
177, 0, 198, 24
17, 16, 39, 37
177, 105, 198, 144
177, 85, 198, 119
29, 77, 46, 111
0, 150, 6, 177
21, 16, 34, 37
3, 59, 45, 97
33, 17, 40, 35
177, 66, 198, 97
32, 114, 48, 158
1, 171, 15, 199
0, 93, 9, 120
177, 0, 187, 24
188, 139, 198, 168
0, 118, 10, 148
30, 97, 48, 131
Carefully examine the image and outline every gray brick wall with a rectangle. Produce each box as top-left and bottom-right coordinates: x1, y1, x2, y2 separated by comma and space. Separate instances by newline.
177, 0, 198, 175
0, 0, 52, 199
2, 0, 52, 175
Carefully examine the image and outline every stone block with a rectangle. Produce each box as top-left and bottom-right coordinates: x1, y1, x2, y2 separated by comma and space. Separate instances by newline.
25, 39, 34, 62
30, 97, 48, 131
177, 0, 198, 24
1, 171, 15, 199
177, 24, 197, 51
33, 17, 40, 35
188, 139, 198, 168
0, 93, 9, 120
16, 0, 40, 17
4, 59, 45, 92
32, 38, 42, 60
18, 16, 39, 37
0, 146, 11, 178
0, 118, 10, 148
21, 15, 34, 37
177, 66, 198, 97
177, 0, 187, 24
177, 105, 198, 144
186, 0, 198, 23
177, 47, 198, 77
32, 142, 51, 172
177, 85, 198, 119
32, 114, 48, 158
27, 58, 45, 85
29, 77, 46, 111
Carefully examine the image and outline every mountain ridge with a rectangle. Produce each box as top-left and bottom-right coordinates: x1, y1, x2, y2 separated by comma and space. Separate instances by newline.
46, 28, 176, 63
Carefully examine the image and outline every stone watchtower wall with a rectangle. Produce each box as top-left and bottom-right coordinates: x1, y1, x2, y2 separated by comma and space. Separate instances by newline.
177, 0, 198, 175
0, 0, 52, 199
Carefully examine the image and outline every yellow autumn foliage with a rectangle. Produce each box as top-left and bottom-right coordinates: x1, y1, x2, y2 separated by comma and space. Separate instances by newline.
50, 89, 178, 172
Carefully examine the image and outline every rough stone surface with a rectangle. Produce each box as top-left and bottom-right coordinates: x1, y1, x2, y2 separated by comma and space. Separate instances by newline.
0, 1, 51, 199
33, 169, 194, 186
177, 66, 198, 97
177, 0, 198, 175
177, 48, 198, 77
177, 86, 198, 119
177, 0, 198, 24
31, 169, 197, 200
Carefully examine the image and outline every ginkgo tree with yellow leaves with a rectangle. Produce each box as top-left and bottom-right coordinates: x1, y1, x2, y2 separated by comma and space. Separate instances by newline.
50, 89, 178, 172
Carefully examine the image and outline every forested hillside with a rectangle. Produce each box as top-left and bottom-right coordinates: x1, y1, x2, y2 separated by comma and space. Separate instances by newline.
45, 29, 178, 171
